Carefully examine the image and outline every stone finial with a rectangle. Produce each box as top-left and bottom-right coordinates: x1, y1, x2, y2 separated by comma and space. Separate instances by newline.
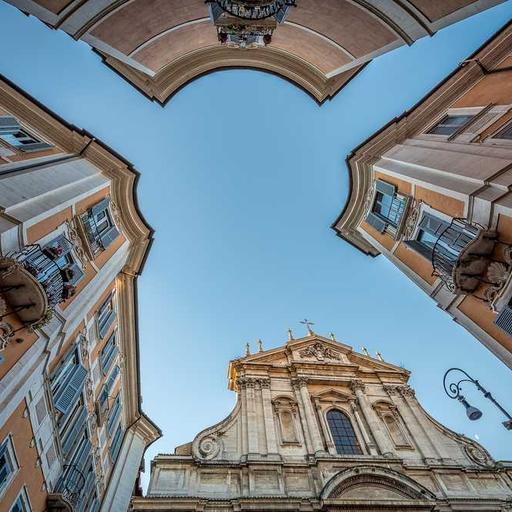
361, 346, 370, 357
376, 352, 384, 361
287, 328, 294, 342
245, 343, 251, 357
330, 332, 336, 342
257, 339, 263, 352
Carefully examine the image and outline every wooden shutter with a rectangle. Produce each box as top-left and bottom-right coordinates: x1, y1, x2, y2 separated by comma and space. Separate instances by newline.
53, 365, 87, 415
99, 225, 120, 249
91, 197, 110, 216
495, 303, 512, 336
61, 406, 87, 458
98, 309, 116, 339
0, 116, 20, 133
375, 179, 396, 197
366, 212, 387, 233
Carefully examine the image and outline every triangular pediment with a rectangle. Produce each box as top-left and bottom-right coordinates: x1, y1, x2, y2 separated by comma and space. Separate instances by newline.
227, 334, 409, 389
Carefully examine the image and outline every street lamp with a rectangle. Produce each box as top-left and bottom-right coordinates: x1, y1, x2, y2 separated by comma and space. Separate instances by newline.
443, 367, 512, 430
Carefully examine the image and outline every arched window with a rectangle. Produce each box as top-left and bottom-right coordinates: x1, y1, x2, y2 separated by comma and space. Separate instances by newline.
326, 409, 362, 455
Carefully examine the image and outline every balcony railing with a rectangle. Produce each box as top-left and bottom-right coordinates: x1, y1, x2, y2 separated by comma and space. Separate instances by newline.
0, 245, 72, 326
48, 464, 86, 511
432, 219, 496, 293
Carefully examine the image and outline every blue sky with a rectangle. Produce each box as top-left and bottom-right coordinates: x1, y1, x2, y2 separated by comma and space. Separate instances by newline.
1, 1, 511, 489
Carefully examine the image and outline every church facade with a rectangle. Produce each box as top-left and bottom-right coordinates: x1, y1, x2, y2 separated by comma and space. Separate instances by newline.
132, 332, 512, 511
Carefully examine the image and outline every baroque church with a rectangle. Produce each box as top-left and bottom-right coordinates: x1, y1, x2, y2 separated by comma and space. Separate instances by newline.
131, 331, 512, 511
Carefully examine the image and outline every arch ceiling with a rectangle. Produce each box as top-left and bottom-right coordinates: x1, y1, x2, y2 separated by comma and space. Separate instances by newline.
6, 0, 504, 103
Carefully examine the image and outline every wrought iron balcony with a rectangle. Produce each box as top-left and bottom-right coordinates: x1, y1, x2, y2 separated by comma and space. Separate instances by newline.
0, 245, 74, 327
47, 464, 85, 512
432, 219, 496, 293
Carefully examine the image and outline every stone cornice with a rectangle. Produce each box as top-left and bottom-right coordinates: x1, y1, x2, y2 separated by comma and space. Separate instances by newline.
100, 46, 365, 106
331, 23, 512, 254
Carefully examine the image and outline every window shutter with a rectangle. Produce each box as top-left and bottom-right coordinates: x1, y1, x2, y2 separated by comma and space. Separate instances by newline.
99, 226, 120, 249
404, 240, 433, 261
61, 406, 87, 458
107, 397, 122, 435
99, 309, 116, 339
0, 116, 21, 133
53, 365, 87, 415
495, 304, 512, 336
375, 179, 396, 197
366, 212, 387, 233
419, 213, 449, 236
91, 197, 110, 216
18, 141, 53, 152
110, 425, 124, 462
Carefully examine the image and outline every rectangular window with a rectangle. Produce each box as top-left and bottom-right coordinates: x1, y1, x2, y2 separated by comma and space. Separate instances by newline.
50, 345, 87, 419
107, 395, 122, 435
43, 234, 84, 287
366, 180, 407, 234
110, 424, 124, 463
97, 294, 117, 339
404, 212, 450, 260
0, 436, 18, 497
0, 115, 53, 153
100, 332, 118, 375
81, 198, 120, 253
9, 487, 31, 512
427, 114, 474, 136
493, 121, 512, 141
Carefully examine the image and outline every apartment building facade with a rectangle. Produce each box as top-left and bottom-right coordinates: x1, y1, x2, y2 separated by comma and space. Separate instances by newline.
0, 76, 160, 512
333, 23, 512, 370
3, 0, 504, 104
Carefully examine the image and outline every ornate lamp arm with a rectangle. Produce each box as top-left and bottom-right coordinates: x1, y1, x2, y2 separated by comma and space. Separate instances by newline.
443, 367, 512, 430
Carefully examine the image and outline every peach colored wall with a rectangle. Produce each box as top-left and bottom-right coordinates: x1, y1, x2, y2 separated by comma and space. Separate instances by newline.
37, 0, 72, 14
360, 221, 395, 251
458, 296, 512, 354
48, 321, 85, 374
374, 171, 412, 195
0, 327, 37, 380
26, 207, 72, 244
95, 232, 126, 269
415, 187, 465, 217
86, 280, 116, 324
0, 401, 46, 512
394, 243, 437, 285
453, 65, 512, 107
75, 187, 110, 215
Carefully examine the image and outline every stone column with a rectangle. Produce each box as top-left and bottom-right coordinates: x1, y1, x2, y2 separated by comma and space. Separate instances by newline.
391, 385, 442, 461
260, 378, 278, 456
314, 397, 334, 454
237, 377, 249, 456
245, 378, 259, 455
292, 378, 313, 454
350, 380, 394, 457
350, 400, 378, 456
293, 377, 324, 454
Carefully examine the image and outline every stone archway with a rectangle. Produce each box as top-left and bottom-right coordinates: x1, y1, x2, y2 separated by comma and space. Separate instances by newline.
321, 466, 436, 511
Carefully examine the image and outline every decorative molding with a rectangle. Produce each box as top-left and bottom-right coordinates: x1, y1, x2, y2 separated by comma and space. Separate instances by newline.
350, 380, 365, 393
298, 342, 341, 361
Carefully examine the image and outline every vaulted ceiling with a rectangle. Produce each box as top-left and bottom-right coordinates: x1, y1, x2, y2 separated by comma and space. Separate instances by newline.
6, 0, 504, 103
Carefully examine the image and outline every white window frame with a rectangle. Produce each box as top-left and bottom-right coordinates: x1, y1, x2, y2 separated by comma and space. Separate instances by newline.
422, 107, 480, 140
407, 203, 453, 245
9, 486, 32, 512
0, 434, 20, 499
